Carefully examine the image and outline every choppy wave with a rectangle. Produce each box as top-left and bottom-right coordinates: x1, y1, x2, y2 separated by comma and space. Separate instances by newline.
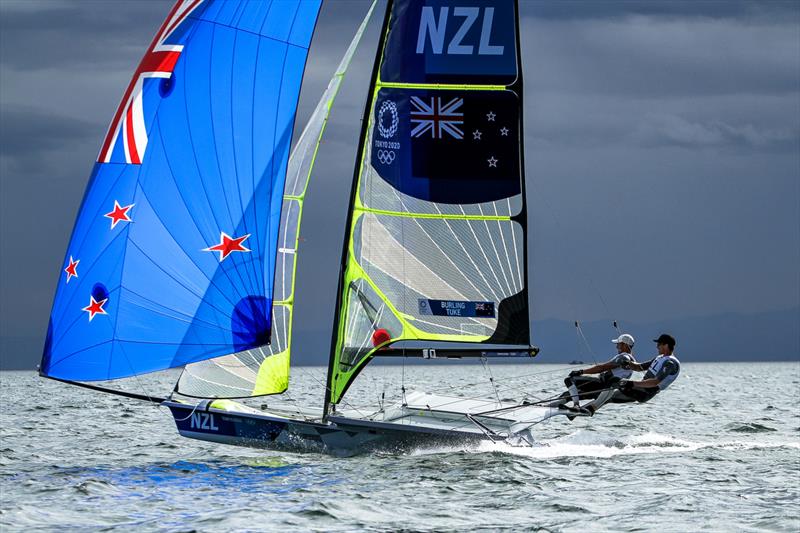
724, 421, 778, 433
3, 364, 800, 532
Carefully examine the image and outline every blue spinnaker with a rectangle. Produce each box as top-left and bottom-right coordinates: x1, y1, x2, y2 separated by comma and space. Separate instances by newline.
41, 0, 322, 381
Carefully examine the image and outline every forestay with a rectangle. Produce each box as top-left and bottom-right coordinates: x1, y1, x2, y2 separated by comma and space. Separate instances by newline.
176, 1, 379, 398
326, 0, 530, 410
40, 0, 322, 381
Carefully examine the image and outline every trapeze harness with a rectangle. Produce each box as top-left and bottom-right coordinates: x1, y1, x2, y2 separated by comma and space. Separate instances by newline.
629, 354, 681, 402
564, 352, 635, 404
607, 353, 635, 381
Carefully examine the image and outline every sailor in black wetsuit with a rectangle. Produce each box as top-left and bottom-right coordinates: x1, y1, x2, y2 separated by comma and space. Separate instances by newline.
583, 333, 681, 414
557, 333, 636, 412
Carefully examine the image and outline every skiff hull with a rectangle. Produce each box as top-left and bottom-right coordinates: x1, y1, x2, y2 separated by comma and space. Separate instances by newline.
165, 401, 490, 456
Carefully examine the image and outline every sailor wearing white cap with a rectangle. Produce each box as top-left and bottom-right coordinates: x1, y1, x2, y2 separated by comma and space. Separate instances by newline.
557, 333, 637, 416
581, 333, 681, 415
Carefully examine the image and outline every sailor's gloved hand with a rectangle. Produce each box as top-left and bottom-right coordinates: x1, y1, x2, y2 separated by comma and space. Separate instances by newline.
568, 370, 583, 378
619, 360, 632, 370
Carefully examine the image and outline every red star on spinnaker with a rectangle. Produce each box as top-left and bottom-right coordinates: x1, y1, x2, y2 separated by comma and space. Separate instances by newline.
82, 295, 108, 322
64, 256, 79, 283
204, 232, 251, 261
104, 200, 134, 229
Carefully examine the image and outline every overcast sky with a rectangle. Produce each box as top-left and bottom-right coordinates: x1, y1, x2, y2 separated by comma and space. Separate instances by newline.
1, 0, 798, 367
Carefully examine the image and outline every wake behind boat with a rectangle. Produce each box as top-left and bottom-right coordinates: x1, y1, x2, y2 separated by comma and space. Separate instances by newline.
39, 0, 602, 456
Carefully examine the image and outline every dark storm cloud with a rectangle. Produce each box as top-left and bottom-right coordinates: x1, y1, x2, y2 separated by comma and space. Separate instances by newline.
524, 0, 800, 22
0, 105, 95, 174
524, 93, 800, 152
0, 0, 797, 368
0, 0, 170, 71
522, 15, 800, 97
633, 112, 799, 151
520, 4, 800, 155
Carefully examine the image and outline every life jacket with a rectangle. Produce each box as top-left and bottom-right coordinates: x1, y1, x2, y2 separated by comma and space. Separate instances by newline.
600, 352, 635, 382
610, 352, 635, 379
644, 354, 680, 390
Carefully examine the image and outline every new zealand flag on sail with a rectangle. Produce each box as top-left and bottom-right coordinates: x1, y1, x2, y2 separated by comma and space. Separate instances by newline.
370, 87, 521, 204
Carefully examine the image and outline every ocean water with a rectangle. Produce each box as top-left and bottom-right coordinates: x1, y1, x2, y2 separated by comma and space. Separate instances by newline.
1, 363, 798, 532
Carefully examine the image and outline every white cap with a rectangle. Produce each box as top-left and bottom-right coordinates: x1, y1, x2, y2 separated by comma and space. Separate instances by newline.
612, 334, 635, 347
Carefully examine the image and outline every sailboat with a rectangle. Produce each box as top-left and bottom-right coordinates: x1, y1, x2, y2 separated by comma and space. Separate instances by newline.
41, 0, 584, 455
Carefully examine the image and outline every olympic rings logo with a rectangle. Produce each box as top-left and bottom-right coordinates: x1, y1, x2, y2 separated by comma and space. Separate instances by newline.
377, 100, 398, 139
377, 149, 395, 165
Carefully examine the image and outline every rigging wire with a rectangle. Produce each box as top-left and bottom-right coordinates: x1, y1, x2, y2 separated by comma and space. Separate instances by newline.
574, 320, 599, 364
293, 365, 370, 418
529, 179, 621, 355
431, 362, 582, 397
480, 354, 502, 404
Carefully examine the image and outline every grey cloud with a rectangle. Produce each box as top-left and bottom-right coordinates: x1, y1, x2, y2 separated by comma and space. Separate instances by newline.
525, 92, 800, 153
520, 0, 800, 22
0, 0, 797, 368
0, 105, 96, 175
634, 112, 800, 151
0, 0, 170, 71
523, 16, 800, 97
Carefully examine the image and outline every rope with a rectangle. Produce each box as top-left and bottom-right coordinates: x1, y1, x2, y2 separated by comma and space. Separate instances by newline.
171, 400, 202, 421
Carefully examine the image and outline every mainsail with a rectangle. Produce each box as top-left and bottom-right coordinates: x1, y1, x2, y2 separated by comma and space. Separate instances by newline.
325, 0, 530, 411
175, 1, 380, 398
40, 0, 322, 381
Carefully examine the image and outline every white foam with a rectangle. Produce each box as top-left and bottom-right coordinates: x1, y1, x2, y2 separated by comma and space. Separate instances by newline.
407, 430, 800, 459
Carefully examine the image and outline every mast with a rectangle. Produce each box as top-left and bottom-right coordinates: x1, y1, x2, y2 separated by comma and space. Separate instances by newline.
512, 0, 530, 342
324, 0, 394, 419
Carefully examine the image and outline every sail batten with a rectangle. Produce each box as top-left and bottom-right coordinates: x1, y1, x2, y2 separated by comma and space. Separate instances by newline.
326, 0, 529, 411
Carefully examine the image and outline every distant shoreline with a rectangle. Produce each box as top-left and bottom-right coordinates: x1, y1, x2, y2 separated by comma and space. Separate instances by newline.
4, 360, 798, 373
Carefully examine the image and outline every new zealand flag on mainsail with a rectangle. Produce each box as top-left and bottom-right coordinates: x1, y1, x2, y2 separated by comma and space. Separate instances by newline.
370, 88, 521, 204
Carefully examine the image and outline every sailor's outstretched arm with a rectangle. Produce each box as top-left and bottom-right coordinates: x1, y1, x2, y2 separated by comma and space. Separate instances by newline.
624, 358, 654, 372
581, 362, 615, 375
629, 378, 660, 388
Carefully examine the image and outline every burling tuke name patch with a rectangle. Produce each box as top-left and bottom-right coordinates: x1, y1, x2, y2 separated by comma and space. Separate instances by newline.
418, 299, 495, 318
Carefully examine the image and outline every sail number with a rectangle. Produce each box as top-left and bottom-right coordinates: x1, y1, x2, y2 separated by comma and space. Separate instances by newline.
417, 6, 504, 56
190, 412, 219, 431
